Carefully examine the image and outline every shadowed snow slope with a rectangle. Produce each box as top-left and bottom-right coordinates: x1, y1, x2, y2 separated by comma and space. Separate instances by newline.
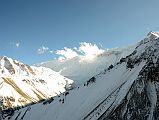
4, 31, 159, 120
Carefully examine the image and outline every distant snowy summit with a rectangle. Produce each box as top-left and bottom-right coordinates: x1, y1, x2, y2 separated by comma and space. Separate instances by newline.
0, 56, 73, 109
147, 31, 159, 38
137, 31, 159, 46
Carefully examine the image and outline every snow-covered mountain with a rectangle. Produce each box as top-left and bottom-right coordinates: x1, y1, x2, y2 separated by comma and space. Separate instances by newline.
0, 56, 73, 110
3, 31, 159, 120
38, 44, 136, 85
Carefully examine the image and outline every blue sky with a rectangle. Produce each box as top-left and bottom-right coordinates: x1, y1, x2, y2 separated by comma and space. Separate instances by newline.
1, 0, 159, 65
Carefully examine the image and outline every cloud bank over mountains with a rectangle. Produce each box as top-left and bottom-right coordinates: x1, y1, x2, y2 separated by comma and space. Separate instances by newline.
55, 42, 105, 61
37, 42, 105, 61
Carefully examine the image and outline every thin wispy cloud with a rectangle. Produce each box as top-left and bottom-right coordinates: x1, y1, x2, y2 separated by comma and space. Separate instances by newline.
49, 50, 54, 54
10, 41, 20, 48
16, 42, 20, 48
37, 46, 49, 54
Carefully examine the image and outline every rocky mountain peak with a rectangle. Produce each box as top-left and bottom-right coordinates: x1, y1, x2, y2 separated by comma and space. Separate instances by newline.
147, 31, 159, 38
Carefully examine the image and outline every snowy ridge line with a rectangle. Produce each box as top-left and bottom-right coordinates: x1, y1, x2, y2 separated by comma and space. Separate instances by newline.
97, 76, 139, 120
84, 86, 121, 120
83, 59, 146, 120
82, 79, 128, 120
18, 107, 31, 120
14, 112, 21, 120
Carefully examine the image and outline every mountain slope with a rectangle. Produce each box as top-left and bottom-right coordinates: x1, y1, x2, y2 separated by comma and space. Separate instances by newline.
38, 44, 135, 85
88, 31, 159, 120
7, 63, 144, 120
0, 57, 73, 110
4, 31, 159, 120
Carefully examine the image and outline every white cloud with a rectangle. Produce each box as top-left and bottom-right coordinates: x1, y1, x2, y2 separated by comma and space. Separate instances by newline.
10, 42, 20, 48
16, 42, 20, 48
55, 42, 105, 61
79, 42, 104, 57
49, 50, 54, 54
37, 42, 105, 61
37, 46, 49, 54
58, 56, 66, 62
56, 47, 78, 60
